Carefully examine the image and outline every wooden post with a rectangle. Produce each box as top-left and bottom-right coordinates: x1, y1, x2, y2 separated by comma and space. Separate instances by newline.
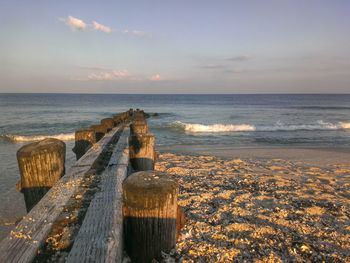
90, 124, 108, 141
130, 121, 149, 135
124, 111, 130, 122
101, 118, 115, 131
72, 129, 96, 160
123, 171, 178, 263
113, 114, 122, 125
129, 133, 155, 171
113, 112, 129, 124
16, 138, 66, 212
133, 110, 145, 120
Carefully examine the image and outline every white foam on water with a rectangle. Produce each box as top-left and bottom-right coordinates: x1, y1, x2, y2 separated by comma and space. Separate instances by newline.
175, 120, 350, 133
1, 133, 75, 143
183, 123, 256, 132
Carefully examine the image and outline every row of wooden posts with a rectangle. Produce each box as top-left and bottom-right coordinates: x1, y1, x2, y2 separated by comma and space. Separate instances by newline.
73, 110, 132, 160
16, 110, 131, 212
14, 109, 184, 262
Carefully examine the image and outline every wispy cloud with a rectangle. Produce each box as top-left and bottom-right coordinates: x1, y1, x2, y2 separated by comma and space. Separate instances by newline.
123, 30, 151, 38
199, 64, 227, 69
78, 66, 107, 71
74, 68, 163, 82
87, 70, 130, 81
226, 55, 252, 62
92, 21, 112, 33
63, 16, 87, 31
222, 68, 247, 74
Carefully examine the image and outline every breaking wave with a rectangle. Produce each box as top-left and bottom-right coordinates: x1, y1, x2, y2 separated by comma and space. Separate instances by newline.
0, 133, 75, 143
177, 122, 256, 132
174, 121, 350, 133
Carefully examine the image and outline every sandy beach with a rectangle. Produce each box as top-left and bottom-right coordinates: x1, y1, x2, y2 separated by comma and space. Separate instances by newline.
155, 148, 350, 262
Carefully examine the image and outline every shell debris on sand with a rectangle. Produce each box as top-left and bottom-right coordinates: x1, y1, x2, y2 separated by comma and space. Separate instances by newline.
155, 153, 350, 262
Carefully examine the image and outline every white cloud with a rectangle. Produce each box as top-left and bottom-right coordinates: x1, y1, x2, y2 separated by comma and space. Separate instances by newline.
149, 74, 161, 81
88, 70, 130, 81
61, 16, 149, 37
75, 68, 162, 82
92, 21, 112, 33
64, 16, 87, 31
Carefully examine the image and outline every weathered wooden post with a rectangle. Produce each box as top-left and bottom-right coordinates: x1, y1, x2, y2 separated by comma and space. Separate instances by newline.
129, 133, 155, 171
130, 120, 149, 135
133, 110, 145, 120
72, 129, 96, 160
123, 171, 178, 263
90, 124, 108, 141
124, 111, 130, 122
101, 118, 115, 131
16, 138, 66, 212
113, 114, 121, 126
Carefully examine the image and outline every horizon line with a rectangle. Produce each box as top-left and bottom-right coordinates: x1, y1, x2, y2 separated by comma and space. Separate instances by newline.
1, 92, 350, 95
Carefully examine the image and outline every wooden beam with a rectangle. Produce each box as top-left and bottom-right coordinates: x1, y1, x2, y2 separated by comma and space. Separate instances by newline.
0, 126, 124, 263
66, 127, 130, 263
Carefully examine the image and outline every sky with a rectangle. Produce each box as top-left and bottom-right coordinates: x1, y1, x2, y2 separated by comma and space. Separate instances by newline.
0, 0, 349, 94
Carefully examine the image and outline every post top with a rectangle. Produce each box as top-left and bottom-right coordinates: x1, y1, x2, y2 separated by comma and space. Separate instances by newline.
123, 171, 178, 209
17, 138, 65, 157
123, 171, 177, 195
75, 128, 94, 133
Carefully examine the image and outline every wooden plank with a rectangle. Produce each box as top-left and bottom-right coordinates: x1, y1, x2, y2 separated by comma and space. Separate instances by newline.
66, 128, 130, 263
108, 131, 129, 166
0, 126, 124, 263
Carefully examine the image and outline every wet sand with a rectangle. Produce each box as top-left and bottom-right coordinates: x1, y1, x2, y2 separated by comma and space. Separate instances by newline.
155, 147, 350, 262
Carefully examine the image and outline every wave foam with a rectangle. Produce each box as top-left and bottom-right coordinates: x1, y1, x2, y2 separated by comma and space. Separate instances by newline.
180, 122, 256, 132
175, 121, 350, 133
0, 133, 75, 143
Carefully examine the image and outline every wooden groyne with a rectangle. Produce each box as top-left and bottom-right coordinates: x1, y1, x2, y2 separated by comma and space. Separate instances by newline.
0, 109, 183, 263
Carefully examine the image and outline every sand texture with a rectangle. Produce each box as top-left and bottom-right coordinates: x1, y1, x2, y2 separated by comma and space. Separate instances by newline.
155, 153, 350, 262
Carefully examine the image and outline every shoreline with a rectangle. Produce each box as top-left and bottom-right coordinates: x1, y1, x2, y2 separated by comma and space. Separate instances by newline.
158, 145, 350, 167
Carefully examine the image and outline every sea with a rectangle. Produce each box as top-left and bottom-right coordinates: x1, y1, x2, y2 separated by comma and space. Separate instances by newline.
0, 93, 350, 238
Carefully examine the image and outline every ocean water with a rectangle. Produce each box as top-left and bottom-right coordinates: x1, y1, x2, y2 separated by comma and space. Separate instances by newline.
0, 93, 350, 237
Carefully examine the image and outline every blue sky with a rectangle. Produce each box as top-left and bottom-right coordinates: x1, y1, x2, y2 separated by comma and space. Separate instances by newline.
0, 0, 349, 93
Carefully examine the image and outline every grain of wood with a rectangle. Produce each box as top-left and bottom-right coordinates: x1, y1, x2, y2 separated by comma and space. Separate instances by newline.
123, 171, 179, 263
66, 128, 130, 263
129, 133, 155, 171
0, 126, 124, 263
